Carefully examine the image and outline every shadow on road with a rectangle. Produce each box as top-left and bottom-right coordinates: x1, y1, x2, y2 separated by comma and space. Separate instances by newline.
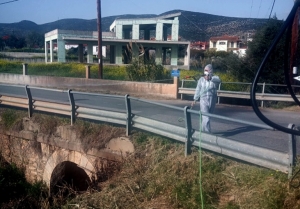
213, 126, 263, 138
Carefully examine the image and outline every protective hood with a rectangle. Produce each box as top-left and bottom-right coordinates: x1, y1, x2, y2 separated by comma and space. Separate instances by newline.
204, 64, 213, 75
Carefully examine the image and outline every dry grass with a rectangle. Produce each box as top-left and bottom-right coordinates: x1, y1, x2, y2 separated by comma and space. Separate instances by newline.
74, 120, 126, 152
65, 132, 300, 209
281, 105, 300, 112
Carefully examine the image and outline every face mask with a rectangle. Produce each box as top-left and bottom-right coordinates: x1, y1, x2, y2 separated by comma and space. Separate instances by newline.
204, 71, 209, 76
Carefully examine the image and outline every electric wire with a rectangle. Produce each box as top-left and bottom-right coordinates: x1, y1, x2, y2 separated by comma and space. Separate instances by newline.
290, 168, 300, 188
190, 79, 212, 208
251, 0, 300, 135
256, 0, 263, 18
268, 0, 276, 19
0, 0, 18, 5
250, 0, 254, 18
199, 112, 204, 209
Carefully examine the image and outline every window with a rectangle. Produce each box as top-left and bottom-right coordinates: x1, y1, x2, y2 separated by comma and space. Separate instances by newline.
231, 42, 234, 48
213, 42, 216, 48
219, 41, 226, 45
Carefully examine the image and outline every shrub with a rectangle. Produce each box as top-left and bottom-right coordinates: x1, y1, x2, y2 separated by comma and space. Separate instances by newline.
126, 57, 171, 82
0, 60, 23, 74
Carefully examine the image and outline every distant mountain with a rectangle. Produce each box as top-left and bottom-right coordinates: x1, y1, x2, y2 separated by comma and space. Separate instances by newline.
0, 10, 270, 42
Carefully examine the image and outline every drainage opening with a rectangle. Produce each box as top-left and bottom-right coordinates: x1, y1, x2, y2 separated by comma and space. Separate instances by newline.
50, 161, 91, 196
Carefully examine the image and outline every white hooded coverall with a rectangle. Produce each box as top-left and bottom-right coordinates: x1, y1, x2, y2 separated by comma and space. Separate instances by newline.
193, 64, 221, 133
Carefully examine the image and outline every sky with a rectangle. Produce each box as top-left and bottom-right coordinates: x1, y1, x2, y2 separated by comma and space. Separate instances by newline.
0, 0, 295, 25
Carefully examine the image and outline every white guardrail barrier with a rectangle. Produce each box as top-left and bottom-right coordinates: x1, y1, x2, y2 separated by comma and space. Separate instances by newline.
179, 80, 300, 107
0, 83, 297, 178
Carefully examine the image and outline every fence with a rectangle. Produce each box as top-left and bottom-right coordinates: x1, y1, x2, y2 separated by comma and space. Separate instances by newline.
0, 83, 297, 178
179, 79, 300, 107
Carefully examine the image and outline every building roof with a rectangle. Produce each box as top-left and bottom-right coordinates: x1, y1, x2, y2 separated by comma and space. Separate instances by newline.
191, 41, 208, 47
210, 35, 240, 42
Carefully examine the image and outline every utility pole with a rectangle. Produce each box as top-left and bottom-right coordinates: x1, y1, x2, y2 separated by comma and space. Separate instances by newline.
97, 0, 103, 79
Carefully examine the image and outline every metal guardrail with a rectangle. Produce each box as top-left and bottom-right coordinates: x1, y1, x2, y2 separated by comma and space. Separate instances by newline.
179, 79, 300, 107
0, 84, 296, 177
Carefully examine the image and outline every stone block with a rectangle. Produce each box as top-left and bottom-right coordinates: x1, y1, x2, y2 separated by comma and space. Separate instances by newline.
85, 162, 94, 173
19, 130, 36, 141
74, 151, 82, 164
79, 155, 88, 168
68, 150, 76, 162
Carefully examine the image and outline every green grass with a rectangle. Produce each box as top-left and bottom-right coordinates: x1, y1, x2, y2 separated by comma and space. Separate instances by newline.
0, 60, 128, 80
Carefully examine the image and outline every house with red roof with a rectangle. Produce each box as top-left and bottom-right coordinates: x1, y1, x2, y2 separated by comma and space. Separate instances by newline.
209, 35, 241, 52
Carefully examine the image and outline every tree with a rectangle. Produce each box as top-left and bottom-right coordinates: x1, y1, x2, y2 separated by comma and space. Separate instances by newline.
241, 18, 285, 84
25, 32, 44, 48
125, 42, 171, 82
126, 57, 170, 82
4, 35, 26, 49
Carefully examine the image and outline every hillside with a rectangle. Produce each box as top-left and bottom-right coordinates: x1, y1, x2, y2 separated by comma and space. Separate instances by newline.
0, 10, 270, 42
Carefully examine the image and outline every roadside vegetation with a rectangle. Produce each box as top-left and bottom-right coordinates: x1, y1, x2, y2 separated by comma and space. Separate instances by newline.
1, 108, 300, 208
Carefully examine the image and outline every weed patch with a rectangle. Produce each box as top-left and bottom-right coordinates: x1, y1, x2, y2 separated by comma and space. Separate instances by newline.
74, 120, 126, 151
1, 109, 18, 129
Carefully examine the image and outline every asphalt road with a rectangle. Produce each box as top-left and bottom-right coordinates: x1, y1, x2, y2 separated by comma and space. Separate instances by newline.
1, 84, 300, 154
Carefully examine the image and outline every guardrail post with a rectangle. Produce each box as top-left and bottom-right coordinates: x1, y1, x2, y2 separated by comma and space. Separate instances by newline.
288, 123, 296, 179
218, 82, 222, 104
261, 82, 265, 108
25, 85, 33, 117
68, 90, 75, 125
184, 106, 192, 156
85, 65, 91, 79
22, 63, 28, 75
125, 94, 132, 136
181, 79, 184, 100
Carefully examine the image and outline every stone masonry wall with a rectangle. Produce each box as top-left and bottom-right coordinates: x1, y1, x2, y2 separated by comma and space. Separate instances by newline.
0, 116, 133, 186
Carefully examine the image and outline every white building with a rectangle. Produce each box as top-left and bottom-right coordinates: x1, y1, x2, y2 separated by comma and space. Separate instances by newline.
44, 12, 190, 69
209, 35, 241, 52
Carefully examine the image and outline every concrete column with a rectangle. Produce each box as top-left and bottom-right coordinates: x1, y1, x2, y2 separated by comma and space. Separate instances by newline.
87, 44, 93, 64
132, 24, 139, 40
115, 44, 122, 64
22, 63, 28, 75
110, 45, 115, 64
173, 76, 179, 99
171, 46, 178, 66
45, 41, 48, 63
85, 65, 90, 79
155, 47, 162, 64
78, 44, 83, 63
156, 22, 163, 41
116, 24, 123, 39
184, 44, 190, 69
50, 40, 53, 63
57, 39, 66, 63
171, 17, 179, 41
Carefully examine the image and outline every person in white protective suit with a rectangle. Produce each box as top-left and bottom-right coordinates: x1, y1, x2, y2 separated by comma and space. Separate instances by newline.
191, 64, 221, 133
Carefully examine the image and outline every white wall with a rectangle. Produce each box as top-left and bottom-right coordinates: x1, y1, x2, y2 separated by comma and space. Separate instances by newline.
93, 46, 106, 57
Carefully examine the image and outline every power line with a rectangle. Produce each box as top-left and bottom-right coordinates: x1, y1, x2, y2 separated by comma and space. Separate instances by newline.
256, 0, 263, 18
269, 0, 276, 19
0, 0, 18, 5
250, 0, 254, 18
